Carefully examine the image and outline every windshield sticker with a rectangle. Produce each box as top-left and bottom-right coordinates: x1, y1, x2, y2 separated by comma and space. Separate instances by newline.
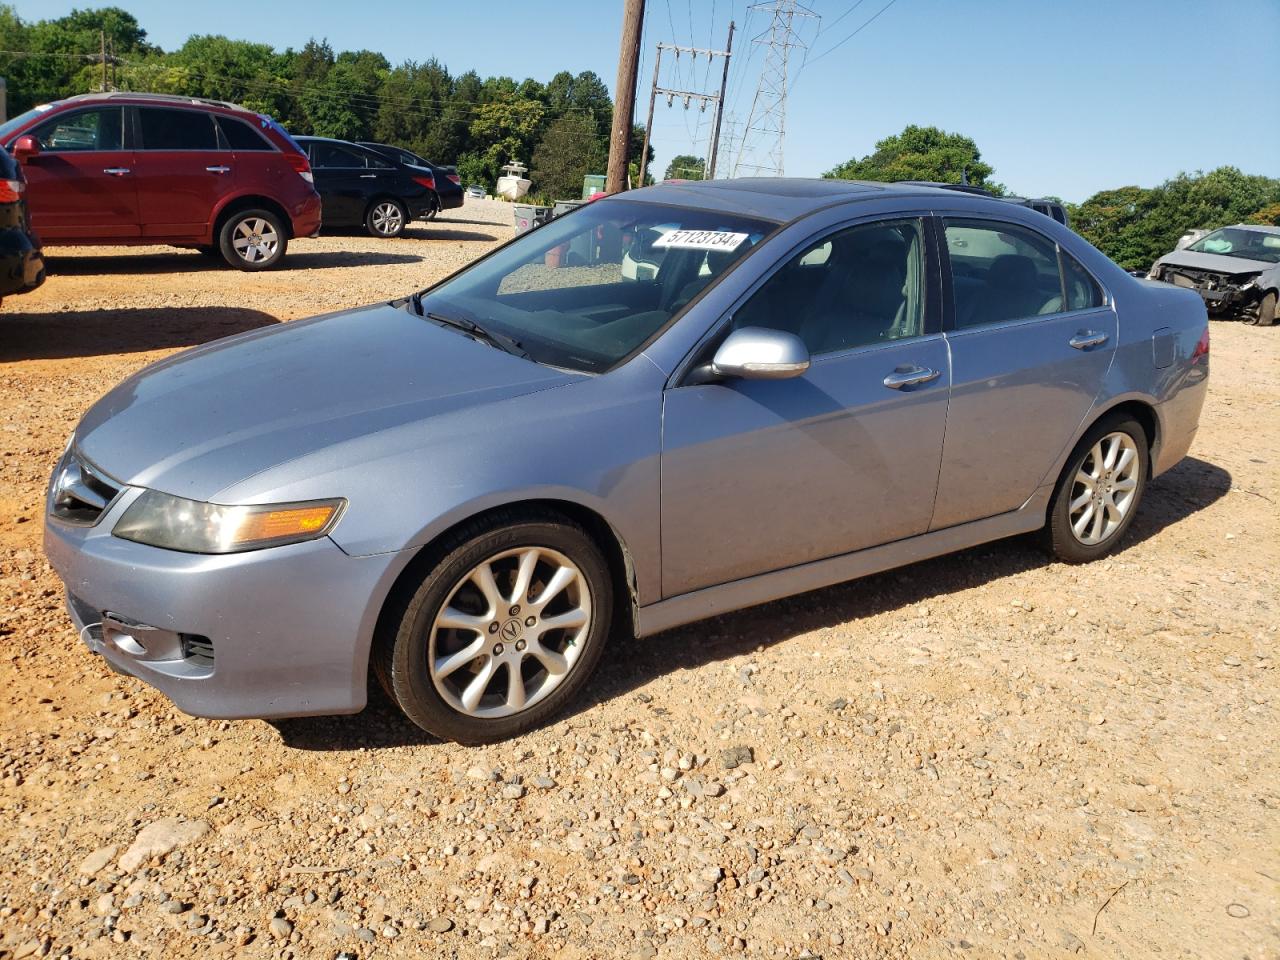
653, 230, 749, 252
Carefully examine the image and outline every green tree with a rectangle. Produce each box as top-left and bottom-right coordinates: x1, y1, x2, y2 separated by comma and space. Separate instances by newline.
664, 154, 706, 180
467, 98, 544, 186
1069, 167, 1280, 270
531, 115, 607, 200
824, 124, 1002, 193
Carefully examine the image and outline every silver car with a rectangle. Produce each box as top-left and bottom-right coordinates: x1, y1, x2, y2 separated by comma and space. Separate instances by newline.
1148, 224, 1280, 326
45, 180, 1210, 744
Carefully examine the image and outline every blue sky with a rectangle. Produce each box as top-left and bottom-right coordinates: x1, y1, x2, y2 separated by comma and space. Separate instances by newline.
14, 0, 1280, 201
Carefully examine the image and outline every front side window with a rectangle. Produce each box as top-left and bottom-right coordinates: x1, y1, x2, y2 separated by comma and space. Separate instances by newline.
138, 108, 218, 150
732, 218, 927, 356
311, 143, 367, 169
945, 220, 1067, 327
414, 199, 775, 373
30, 107, 124, 151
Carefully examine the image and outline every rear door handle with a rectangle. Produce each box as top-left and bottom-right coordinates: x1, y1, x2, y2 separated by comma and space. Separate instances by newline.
102, 167, 130, 176
360, 173, 377, 179
1069, 331, 1109, 350
205, 165, 231, 174
883, 365, 941, 390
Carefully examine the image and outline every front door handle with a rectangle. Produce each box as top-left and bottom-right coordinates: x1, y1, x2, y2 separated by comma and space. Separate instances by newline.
359, 173, 377, 179
102, 167, 131, 176
883, 365, 941, 390
205, 165, 231, 174
1069, 331, 1109, 350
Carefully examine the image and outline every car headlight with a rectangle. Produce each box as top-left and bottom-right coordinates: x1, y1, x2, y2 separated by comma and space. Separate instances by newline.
112, 490, 345, 554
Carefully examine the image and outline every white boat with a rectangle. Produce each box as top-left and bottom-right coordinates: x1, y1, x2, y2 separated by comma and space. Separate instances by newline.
495, 161, 531, 201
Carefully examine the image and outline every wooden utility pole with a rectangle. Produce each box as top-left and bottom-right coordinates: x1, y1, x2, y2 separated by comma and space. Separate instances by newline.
706, 21, 735, 180
100, 30, 108, 92
607, 0, 646, 193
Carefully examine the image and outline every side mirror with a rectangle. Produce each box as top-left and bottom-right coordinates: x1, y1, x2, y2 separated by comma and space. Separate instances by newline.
12, 135, 39, 161
705, 326, 810, 381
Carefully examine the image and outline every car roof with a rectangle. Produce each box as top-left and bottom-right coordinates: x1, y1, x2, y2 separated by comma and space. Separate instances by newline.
51, 92, 254, 115
1218, 223, 1280, 236
616, 178, 1033, 224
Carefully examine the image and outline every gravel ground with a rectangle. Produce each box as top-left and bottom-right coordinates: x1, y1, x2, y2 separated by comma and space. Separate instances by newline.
0, 204, 1277, 960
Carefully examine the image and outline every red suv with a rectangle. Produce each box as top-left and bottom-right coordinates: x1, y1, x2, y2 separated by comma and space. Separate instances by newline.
0, 93, 322, 270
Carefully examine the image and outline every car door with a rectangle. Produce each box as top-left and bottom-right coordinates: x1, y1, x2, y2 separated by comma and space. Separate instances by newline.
660, 216, 951, 597
132, 106, 229, 239
308, 142, 374, 226
931, 216, 1117, 530
18, 105, 138, 240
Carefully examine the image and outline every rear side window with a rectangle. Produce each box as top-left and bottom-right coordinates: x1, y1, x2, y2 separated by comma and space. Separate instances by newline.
217, 116, 272, 151
1061, 250, 1104, 311
139, 108, 218, 150
366, 152, 393, 169
944, 220, 1066, 327
30, 108, 124, 151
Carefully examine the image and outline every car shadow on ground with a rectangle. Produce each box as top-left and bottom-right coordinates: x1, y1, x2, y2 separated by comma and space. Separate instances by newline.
41, 249, 425, 276
319, 226, 501, 243
269, 456, 1232, 752
0, 306, 280, 361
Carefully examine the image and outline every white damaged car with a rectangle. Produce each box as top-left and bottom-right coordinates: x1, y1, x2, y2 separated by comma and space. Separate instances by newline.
1149, 224, 1280, 326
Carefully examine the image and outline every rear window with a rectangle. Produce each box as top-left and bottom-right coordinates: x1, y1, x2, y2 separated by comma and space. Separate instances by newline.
139, 108, 218, 150
311, 142, 369, 168
217, 116, 272, 151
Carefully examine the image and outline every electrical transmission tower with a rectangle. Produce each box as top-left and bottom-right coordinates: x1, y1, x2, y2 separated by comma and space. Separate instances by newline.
732, 0, 817, 178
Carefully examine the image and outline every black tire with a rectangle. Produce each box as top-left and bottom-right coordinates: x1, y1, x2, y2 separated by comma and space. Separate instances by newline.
1250, 290, 1277, 327
365, 198, 408, 238
373, 508, 613, 744
1043, 414, 1150, 564
218, 208, 288, 271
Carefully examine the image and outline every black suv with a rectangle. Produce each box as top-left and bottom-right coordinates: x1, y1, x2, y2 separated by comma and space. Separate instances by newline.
0, 144, 45, 306
358, 141, 463, 218
295, 136, 438, 238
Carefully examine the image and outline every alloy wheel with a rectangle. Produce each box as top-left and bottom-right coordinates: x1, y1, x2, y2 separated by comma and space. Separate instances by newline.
428, 547, 591, 719
1068, 431, 1140, 546
231, 217, 279, 264
371, 202, 404, 236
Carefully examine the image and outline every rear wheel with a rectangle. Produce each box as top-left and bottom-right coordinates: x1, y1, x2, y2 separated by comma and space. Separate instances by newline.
1249, 290, 1277, 327
374, 510, 613, 744
1043, 415, 1149, 563
366, 199, 408, 238
218, 209, 287, 270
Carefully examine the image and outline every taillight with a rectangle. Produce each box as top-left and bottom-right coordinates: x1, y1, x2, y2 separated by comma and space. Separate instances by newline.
0, 179, 24, 203
412, 174, 436, 191
1192, 325, 1210, 363
446, 173, 460, 186
286, 152, 313, 184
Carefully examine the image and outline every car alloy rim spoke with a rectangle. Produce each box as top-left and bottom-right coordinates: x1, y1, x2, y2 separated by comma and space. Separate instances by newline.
532, 564, 577, 610
429, 546, 591, 719
434, 636, 484, 680
1068, 431, 1140, 546
460, 657, 497, 712
374, 204, 402, 233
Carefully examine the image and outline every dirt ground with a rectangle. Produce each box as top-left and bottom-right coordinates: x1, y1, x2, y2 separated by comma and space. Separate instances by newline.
0, 202, 1276, 960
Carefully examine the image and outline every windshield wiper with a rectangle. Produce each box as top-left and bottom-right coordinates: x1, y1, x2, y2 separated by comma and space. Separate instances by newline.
424, 310, 530, 360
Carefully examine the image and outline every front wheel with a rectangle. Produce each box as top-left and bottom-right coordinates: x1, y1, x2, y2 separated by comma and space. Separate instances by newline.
218, 209, 288, 270
1043, 416, 1150, 563
374, 510, 613, 744
366, 199, 408, 238
1248, 290, 1276, 327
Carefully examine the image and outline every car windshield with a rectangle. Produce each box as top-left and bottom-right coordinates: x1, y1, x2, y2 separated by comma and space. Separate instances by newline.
411, 198, 776, 373
0, 104, 56, 144
1186, 227, 1280, 264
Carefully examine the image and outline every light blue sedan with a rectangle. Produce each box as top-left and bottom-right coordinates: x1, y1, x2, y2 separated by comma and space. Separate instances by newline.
45, 179, 1210, 743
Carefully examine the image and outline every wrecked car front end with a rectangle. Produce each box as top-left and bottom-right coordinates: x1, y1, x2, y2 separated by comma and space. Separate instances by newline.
1148, 262, 1270, 318
1148, 225, 1280, 323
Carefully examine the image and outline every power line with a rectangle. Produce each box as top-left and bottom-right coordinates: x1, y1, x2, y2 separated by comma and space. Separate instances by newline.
804, 0, 900, 66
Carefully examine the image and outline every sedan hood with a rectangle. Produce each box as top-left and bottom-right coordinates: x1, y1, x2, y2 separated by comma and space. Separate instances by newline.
76, 304, 574, 501
1155, 249, 1275, 275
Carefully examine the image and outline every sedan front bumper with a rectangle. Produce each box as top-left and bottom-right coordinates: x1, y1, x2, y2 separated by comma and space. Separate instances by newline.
45, 499, 404, 720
